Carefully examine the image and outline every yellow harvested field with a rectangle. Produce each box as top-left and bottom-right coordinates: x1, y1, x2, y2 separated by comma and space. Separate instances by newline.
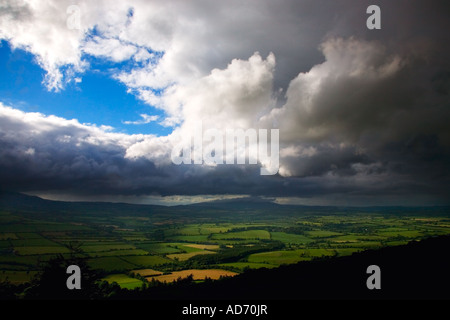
131, 269, 163, 277
184, 244, 220, 250
167, 250, 216, 261
147, 269, 238, 283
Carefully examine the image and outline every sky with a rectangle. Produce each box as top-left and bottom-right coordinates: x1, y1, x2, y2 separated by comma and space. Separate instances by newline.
0, 0, 449, 206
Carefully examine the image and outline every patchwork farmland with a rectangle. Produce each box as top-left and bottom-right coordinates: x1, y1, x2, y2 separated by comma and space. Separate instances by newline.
1, 194, 450, 290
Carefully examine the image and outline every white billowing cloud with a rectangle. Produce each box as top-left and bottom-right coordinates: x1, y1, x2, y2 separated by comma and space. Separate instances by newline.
122, 51, 278, 172
168, 52, 276, 128
0, 47, 279, 175
0, 102, 142, 149
0, 0, 333, 110
0, 0, 134, 90
124, 134, 177, 166
0, 0, 90, 91
82, 36, 138, 63
0, 0, 143, 90
123, 114, 159, 125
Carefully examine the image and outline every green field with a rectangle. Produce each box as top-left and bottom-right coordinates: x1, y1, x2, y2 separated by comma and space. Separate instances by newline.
218, 262, 279, 271
0, 241, 11, 248
11, 238, 61, 247
81, 244, 136, 252
136, 242, 183, 254
211, 230, 271, 240
200, 226, 232, 234
270, 232, 314, 244
14, 246, 70, 255
167, 250, 216, 261
167, 243, 205, 253
0, 270, 38, 285
166, 235, 210, 242
377, 229, 423, 238
0, 233, 18, 240
102, 274, 144, 289
0, 254, 40, 267
247, 248, 336, 266
306, 230, 342, 238
88, 249, 149, 257
120, 255, 170, 267
247, 250, 309, 265
334, 248, 362, 256
88, 257, 137, 272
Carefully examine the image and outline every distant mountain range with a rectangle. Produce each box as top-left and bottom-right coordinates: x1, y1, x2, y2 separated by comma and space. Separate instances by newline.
0, 190, 449, 216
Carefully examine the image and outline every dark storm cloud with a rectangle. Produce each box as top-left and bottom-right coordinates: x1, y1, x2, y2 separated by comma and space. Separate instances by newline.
0, 104, 446, 203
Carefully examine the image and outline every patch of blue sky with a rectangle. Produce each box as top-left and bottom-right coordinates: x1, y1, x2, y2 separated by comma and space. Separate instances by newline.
0, 40, 171, 136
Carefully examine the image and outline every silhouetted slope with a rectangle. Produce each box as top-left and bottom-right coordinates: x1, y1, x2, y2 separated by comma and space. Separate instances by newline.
198, 235, 450, 299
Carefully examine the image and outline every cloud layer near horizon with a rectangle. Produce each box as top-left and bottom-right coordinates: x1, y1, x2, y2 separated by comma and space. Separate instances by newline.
0, 0, 449, 205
